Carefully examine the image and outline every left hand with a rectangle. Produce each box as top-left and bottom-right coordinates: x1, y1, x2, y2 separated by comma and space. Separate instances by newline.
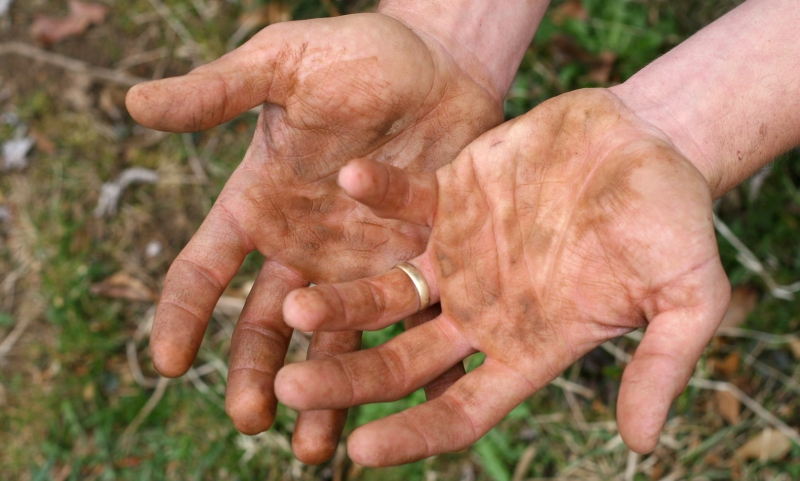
275, 89, 731, 466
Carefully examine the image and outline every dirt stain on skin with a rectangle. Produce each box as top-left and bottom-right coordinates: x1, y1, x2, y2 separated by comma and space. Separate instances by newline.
437, 251, 458, 278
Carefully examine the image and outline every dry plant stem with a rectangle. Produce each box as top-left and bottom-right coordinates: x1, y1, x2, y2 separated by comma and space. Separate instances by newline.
0, 311, 33, 361
551, 376, 595, 399
119, 376, 170, 450
145, 0, 202, 62
624, 450, 639, 481
511, 445, 536, 481
713, 214, 800, 299
0, 42, 147, 87
687, 378, 800, 446
714, 327, 800, 344
602, 335, 800, 448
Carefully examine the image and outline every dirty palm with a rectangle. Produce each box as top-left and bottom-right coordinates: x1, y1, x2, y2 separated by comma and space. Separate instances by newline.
126, 12, 502, 461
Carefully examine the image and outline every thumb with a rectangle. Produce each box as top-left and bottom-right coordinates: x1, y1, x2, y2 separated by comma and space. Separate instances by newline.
125, 24, 298, 132
617, 278, 730, 453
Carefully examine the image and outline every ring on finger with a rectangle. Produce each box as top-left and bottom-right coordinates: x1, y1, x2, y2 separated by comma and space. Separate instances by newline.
392, 262, 431, 313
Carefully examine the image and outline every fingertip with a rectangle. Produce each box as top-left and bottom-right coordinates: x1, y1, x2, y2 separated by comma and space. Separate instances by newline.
274, 364, 315, 410
282, 288, 329, 331
150, 342, 192, 378
125, 79, 173, 130
619, 417, 661, 454
347, 419, 426, 467
293, 436, 338, 465
346, 428, 382, 467
226, 397, 276, 435
292, 410, 345, 465
617, 365, 671, 455
338, 158, 386, 203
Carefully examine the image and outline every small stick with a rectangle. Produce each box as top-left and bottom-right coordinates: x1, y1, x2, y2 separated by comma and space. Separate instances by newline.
688, 377, 800, 446
118, 376, 170, 450
0, 42, 148, 87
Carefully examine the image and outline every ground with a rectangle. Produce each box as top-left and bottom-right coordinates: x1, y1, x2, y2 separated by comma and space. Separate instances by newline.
1, 0, 800, 479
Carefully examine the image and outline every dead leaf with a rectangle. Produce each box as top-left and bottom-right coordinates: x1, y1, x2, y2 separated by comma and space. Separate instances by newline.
90, 272, 157, 302
237, 2, 290, 29
735, 428, 791, 461
31, 0, 108, 45
587, 51, 617, 84
715, 390, 741, 424
30, 128, 56, 155
718, 286, 759, 331
551, 0, 588, 25
711, 351, 740, 376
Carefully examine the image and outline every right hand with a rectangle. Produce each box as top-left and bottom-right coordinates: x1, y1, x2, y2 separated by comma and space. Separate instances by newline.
125, 12, 504, 463
277, 89, 731, 465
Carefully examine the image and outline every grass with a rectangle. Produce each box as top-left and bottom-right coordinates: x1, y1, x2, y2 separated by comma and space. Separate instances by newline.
2, 0, 800, 479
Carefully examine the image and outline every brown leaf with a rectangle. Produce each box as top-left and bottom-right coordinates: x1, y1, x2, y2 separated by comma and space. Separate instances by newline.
711, 351, 740, 376
90, 272, 157, 302
551, 0, 588, 25
31, 0, 108, 45
237, 2, 290, 29
587, 51, 617, 84
30, 128, 56, 155
718, 286, 759, 330
715, 390, 741, 425
735, 428, 791, 461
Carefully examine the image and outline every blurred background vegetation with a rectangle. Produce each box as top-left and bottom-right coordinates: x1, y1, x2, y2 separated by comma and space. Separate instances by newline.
2, 0, 800, 479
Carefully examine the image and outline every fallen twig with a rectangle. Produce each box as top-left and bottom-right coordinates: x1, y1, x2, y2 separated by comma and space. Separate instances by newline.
714, 326, 800, 344
94, 167, 159, 218
118, 376, 170, 450
0, 312, 33, 361
714, 214, 800, 299
0, 42, 148, 87
623, 450, 639, 481
551, 376, 596, 399
688, 377, 800, 446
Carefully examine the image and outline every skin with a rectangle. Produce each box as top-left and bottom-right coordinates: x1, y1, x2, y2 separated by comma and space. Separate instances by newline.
126, 13, 506, 463
277, 89, 732, 466
276, 0, 800, 466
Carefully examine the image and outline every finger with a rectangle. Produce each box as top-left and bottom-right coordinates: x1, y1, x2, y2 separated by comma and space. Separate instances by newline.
617, 281, 730, 453
347, 358, 535, 467
283, 253, 439, 332
292, 330, 362, 465
404, 305, 466, 400
338, 158, 437, 226
126, 24, 297, 132
150, 204, 253, 377
274, 315, 473, 410
224, 260, 305, 435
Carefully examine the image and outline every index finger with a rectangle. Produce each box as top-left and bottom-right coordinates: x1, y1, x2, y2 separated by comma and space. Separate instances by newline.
151, 203, 253, 377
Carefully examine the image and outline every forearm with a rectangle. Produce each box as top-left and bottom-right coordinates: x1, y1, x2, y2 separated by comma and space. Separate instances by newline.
611, 0, 800, 198
378, 0, 550, 103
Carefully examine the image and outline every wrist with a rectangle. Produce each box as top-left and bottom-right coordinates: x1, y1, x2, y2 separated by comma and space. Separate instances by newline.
609, 81, 723, 198
378, 0, 550, 105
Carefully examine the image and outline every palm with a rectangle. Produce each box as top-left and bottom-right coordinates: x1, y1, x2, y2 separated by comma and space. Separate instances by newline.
126, 12, 502, 461
217, 15, 500, 279
434, 89, 724, 373
277, 90, 731, 466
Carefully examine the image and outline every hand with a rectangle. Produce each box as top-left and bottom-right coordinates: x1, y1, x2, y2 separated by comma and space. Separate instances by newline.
276, 89, 732, 466
125, 13, 503, 463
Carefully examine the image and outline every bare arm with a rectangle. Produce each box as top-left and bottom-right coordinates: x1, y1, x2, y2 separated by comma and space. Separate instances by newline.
612, 0, 800, 198
379, 0, 551, 103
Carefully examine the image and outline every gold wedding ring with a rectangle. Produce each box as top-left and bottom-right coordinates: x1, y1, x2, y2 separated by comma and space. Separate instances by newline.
393, 262, 431, 313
